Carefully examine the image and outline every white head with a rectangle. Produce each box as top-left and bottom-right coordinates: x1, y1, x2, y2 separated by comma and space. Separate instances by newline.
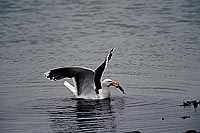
102, 79, 126, 94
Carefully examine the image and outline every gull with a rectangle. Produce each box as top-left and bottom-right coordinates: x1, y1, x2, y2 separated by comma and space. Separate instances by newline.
44, 48, 125, 99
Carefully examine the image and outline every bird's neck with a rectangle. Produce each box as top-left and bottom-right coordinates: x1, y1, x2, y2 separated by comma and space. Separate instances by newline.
99, 86, 110, 99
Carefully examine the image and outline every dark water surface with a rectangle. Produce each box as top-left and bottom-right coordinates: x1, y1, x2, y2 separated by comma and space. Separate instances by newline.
0, 0, 200, 133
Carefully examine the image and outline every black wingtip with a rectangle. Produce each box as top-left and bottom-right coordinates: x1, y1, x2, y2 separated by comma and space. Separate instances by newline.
44, 71, 56, 81
110, 48, 115, 53
107, 48, 115, 61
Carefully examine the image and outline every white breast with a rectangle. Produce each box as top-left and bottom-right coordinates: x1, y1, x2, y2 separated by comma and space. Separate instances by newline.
99, 87, 111, 99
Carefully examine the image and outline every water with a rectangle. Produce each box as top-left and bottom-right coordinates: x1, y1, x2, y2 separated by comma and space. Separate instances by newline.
0, 0, 200, 133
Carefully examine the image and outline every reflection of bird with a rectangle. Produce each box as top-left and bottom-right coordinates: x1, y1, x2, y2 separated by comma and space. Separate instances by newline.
44, 48, 125, 99
76, 99, 112, 113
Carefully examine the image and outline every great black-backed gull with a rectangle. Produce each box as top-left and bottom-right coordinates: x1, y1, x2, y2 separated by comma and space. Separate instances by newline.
44, 48, 125, 99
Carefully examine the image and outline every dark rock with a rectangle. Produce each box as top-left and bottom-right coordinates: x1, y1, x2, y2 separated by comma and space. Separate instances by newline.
124, 131, 142, 133
180, 100, 199, 109
180, 101, 191, 107
183, 130, 199, 133
191, 100, 198, 108
180, 116, 190, 119
186, 101, 192, 105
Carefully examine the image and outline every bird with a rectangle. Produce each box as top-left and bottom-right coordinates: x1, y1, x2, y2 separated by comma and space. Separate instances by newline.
44, 48, 125, 99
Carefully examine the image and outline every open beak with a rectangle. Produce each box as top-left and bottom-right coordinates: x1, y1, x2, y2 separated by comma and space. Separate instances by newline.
110, 81, 126, 95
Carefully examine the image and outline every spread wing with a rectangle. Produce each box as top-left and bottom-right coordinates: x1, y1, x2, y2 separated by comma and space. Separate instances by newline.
94, 48, 114, 94
44, 67, 95, 96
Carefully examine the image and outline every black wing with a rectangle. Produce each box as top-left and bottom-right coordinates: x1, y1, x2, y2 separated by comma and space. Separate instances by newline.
44, 67, 95, 96
94, 48, 114, 94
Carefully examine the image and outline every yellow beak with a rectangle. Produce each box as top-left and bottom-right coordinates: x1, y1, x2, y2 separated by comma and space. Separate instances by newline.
110, 81, 126, 95
110, 81, 119, 87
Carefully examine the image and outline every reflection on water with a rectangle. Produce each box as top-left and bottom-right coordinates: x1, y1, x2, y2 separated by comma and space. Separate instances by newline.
49, 98, 124, 133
